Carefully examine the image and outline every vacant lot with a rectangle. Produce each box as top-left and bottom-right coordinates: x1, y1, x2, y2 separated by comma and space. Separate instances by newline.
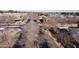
0, 11, 79, 48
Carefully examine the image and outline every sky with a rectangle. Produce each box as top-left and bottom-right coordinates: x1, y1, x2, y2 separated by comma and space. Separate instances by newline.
0, 0, 79, 11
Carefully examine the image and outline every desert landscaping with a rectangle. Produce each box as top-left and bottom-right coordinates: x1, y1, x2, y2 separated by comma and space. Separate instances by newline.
0, 11, 79, 48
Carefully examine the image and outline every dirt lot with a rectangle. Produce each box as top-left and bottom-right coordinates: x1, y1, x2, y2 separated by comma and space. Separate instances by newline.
0, 11, 79, 48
